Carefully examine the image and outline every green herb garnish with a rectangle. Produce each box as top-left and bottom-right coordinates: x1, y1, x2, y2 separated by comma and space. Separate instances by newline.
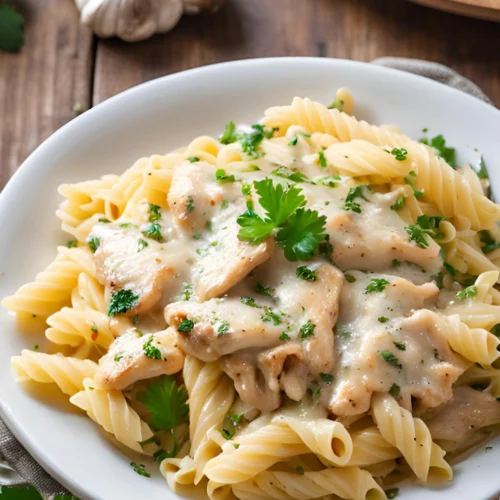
296, 266, 318, 282
88, 237, 100, 253
142, 223, 163, 242
365, 278, 390, 294
456, 285, 477, 301
108, 289, 139, 316
178, 318, 195, 332
419, 134, 455, 167
300, 321, 315, 339
379, 350, 402, 369
143, 336, 162, 360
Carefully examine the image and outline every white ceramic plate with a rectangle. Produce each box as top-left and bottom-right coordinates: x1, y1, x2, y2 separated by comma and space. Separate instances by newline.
1, 58, 500, 500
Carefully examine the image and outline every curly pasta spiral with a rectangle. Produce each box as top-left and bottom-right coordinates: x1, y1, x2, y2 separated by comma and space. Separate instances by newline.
371, 393, 433, 482
458, 364, 500, 398
231, 467, 385, 500
70, 378, 153, 453
347, 426, 401, 466
264, 97, 500, 229
11, 350, 98, 396
1, 246, 95, 317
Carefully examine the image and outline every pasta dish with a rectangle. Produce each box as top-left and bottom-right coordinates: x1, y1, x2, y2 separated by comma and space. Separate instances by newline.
4, 89, 500, 500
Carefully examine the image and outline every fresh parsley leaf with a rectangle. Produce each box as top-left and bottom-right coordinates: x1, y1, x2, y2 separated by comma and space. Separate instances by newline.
148, 203, 162, 222
476, 155, 489, 180
365, 278, 390, 294
144, 375, 188, 430
67, 240, 77, 248
221, 413, 245, 440
405, 224, 430, 248
216, 168, 236, 184
142, 222, 163, 242
276, 208, 327, 261
300, 320, 315, 339
391, 195, 405, 211
296, 266, 318, 282
393, 341, 406, 351
137, 238, 149, 252
178, 318, 195, 332
456, 285, 478, 301
130, 462, 150, 478
320, 373, 333, 384
187, 156, 200, 163
403, 173, 424, 197
419, 134, 455, 168
241, 183, 252, 196
261, 308, 282, 325
108, 289, 139, 316
416, 215, 445, 239
479, 230, 500, 253
143, 336, 162, 360
220, 121, 237, 144
328, 97, 344, 111
0, 4, 24, 52
238, 124, 276, 158
389, 383, 400, 398
272, 166, 308, 183
0, 485, 43, 499
379, 350, 402, 369
88, 237, 100, 253
318, 150, 327, 167
236, 209, 275, 244
280, 332, 290, 341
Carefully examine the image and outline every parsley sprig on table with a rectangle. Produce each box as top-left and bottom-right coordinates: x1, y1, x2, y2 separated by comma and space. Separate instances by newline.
237, 179, 327, 261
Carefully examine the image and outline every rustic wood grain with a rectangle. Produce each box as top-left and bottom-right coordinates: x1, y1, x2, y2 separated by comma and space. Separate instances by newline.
93, 0, 500, 107
0, 0, 94, 189
411, 0, 500, 22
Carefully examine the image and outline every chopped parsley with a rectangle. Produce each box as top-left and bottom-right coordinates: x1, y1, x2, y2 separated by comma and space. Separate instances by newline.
215, 168, 236, 184
177, 318, 195, 332
130, 462, 150, 478
141, 223, 163, 242
444, 262, 456, 276
221, 199, 230, 210
391, 195, 405, 211
403, 172, 424, 197
181, 284, 193, 301
67, 240, 77, 248
296, 465, 305, 475
120, 222, 138, 229
296, 266, 318, 282
341, 186, 368, 214
143, 336, 162, 360
220, 121, 237, 144
456, 285, 477, 301
300, 321, 315, 339
187, 156, 200, 163
328, 97, 344, 111
114, 354, 123, 362
320, 373, 333, 384
318, 237, 334, 263
379, 350, 402, 369
237, 179, 327, 261
88, 237, 100, 253
389, 383, 401, 398
144, 375, 188, 430
261, 309, 282, 325
344, 273, 356, 283
289, 136, 298, 146
91, 323, 98, 334
365, 278, 390, 294
378, 316, 389, 323
219, 122, 275, 158
187, 196, 195, 213
389, 148, 408, 161
315, 176, 337, 188
337, 324, 351, 339
476, 155, 489, 180
479, 230, 500, 254
108, 289, 139, 316
217, 321, 230, 335
221, 413, 245, 440
279, 332, 290, 341
148, 203, 162, 222
241, 183, 252, 196
419, 134, 455, 168
392, 259, 401, 267
241, 297, 259, 307
98, 217, 111, 223
255, 281, 273, 298
393, 341, 406, 351
385, 487, 399, 499
416, 215, 445, 239
405, 224, 431, 248
137, 238, 149, 252
318, 150, 327, 167
272, 166, 309, 183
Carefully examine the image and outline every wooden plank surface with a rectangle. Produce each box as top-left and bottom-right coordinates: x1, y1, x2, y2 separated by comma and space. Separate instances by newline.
411, 0, 500, 22
0, 0, 93, 189
93, 0, 500, 106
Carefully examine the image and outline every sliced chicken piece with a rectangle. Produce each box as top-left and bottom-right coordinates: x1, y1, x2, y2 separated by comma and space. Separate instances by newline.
328, 272, 466, 417
257, 343, 308, 401
94, 328, 184, 390
423, 386, 500, 447
165, 298, 285, 362
92, 225, 174, 316
223, 352, 281, 412
167, 162, 224, 233
193, 214, 275, 301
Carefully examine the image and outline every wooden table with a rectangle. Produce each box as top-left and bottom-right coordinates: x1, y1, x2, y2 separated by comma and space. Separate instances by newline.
1, 0, 499, 190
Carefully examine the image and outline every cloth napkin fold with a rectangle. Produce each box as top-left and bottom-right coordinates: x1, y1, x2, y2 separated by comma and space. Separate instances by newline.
0, 56, 495, 499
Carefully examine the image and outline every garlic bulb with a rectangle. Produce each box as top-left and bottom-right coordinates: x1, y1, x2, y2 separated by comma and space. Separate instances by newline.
75, 0, 225, 42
